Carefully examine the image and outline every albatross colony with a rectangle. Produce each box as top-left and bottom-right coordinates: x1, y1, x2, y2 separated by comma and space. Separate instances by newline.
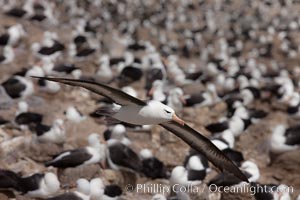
32, 76, 248, 182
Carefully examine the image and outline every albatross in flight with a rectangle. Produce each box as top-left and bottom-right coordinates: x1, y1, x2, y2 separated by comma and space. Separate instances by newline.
32, 76, 248, 182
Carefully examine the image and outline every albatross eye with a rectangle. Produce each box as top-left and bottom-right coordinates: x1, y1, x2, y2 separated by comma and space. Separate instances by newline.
164, 109, 171, 114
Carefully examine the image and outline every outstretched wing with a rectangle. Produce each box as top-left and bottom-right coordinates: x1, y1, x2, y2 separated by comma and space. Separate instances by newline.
32, 76, 146, 106
160, 121, 248, 182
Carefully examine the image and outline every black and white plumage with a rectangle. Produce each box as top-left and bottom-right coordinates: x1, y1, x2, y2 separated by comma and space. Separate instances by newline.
250, 183, 279, 200
144, 64, 166, 91
106, 139, 142, 172
18, 172, 60, 198
183, 149, 209, 170
5, 8, 27, 18
208, 160, 260, 187
117, 66, 143, 87
147, 80, 167, 103
64, 106, 86, 123
170, 165, 202, 187
2, 75, 34, 99
270, 124, 300, 153
222, 148, 244, 167
15, 112, 43, 126
206, 116, 249, 137
103, 184, 123, 200
185, 84, 219, 108
0, 169, 20, 191
205, 120, 229, 134
0, 170, 60, 198
32, 76, 249, 182
47, 178, 89, 200
127, 42, 146, 51
183, 92, 212, 107
37, 78, 61, 94
0, 24, 25, 46
285, 92, 300, 115
35, 40, 65, 56
30, 119, 65, 144
139, 149, 168, 179
45, 133, 106, 168
88, 177, 122, 200
248, 109, 268, 123
185, 155, 208, 181
103, 124, 131, 146
52, 63, 79, 74
75, 48, 95, 57
240, 86, 261, 105
251, 183, 292, 200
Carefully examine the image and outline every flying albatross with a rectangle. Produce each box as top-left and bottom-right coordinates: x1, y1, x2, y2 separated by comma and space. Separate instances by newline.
32, 76, 248, 182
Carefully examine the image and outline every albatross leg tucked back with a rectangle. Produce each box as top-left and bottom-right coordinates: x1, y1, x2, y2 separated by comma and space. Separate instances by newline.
31, 76, 249, 182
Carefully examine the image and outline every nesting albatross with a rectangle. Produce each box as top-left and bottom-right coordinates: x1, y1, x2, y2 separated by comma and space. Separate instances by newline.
32, 76, 248, 182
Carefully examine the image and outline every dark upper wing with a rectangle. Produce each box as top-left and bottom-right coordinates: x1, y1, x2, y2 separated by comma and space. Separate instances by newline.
159, 121, 248, 182
45, 148, 92, 168
109, 143, 142, 172
31, 76, 146, 106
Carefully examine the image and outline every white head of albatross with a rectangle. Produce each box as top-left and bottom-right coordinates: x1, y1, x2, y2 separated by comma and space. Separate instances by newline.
113, 100, 185, 126
138, 100, 185, 126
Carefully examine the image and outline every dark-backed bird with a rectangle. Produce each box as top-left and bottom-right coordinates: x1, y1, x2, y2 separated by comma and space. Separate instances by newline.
106, 139, 142, 172
45, 133, 106, 168
30, 119, 65, 144
31, 76, 249, 182
139, 148, 168, 179
2, 75, 34, 99
270, 124, 300, 154
0, 170, 60, 198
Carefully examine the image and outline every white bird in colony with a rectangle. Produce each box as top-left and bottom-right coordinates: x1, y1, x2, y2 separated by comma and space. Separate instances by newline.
32, 76, 249, 182
21, 172, 60, 199
170, 166, 202, 187
121, 86, 138, 98
0, 24, 26, 46
37, 78, 61, 94
64, 106, 86, 123
25, 65, 45, 77
96, 54, 113, 82
270, 124, 300, 154
76, 178, 90, 196
89, 178, 104, 200
47, 178, 90, 200
31, 119, 65, 144
167, 87, 186, 113
104, 124, 131, 146
148, 80, 167, 103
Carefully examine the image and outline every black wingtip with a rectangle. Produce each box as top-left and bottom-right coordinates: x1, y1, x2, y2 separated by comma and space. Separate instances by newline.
236, 171, 249, 183
31, 76, 53, 80
30, 76, 43, 79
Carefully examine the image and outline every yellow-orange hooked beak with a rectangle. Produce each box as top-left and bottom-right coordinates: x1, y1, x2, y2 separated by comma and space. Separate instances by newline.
172, 114, 185, 126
